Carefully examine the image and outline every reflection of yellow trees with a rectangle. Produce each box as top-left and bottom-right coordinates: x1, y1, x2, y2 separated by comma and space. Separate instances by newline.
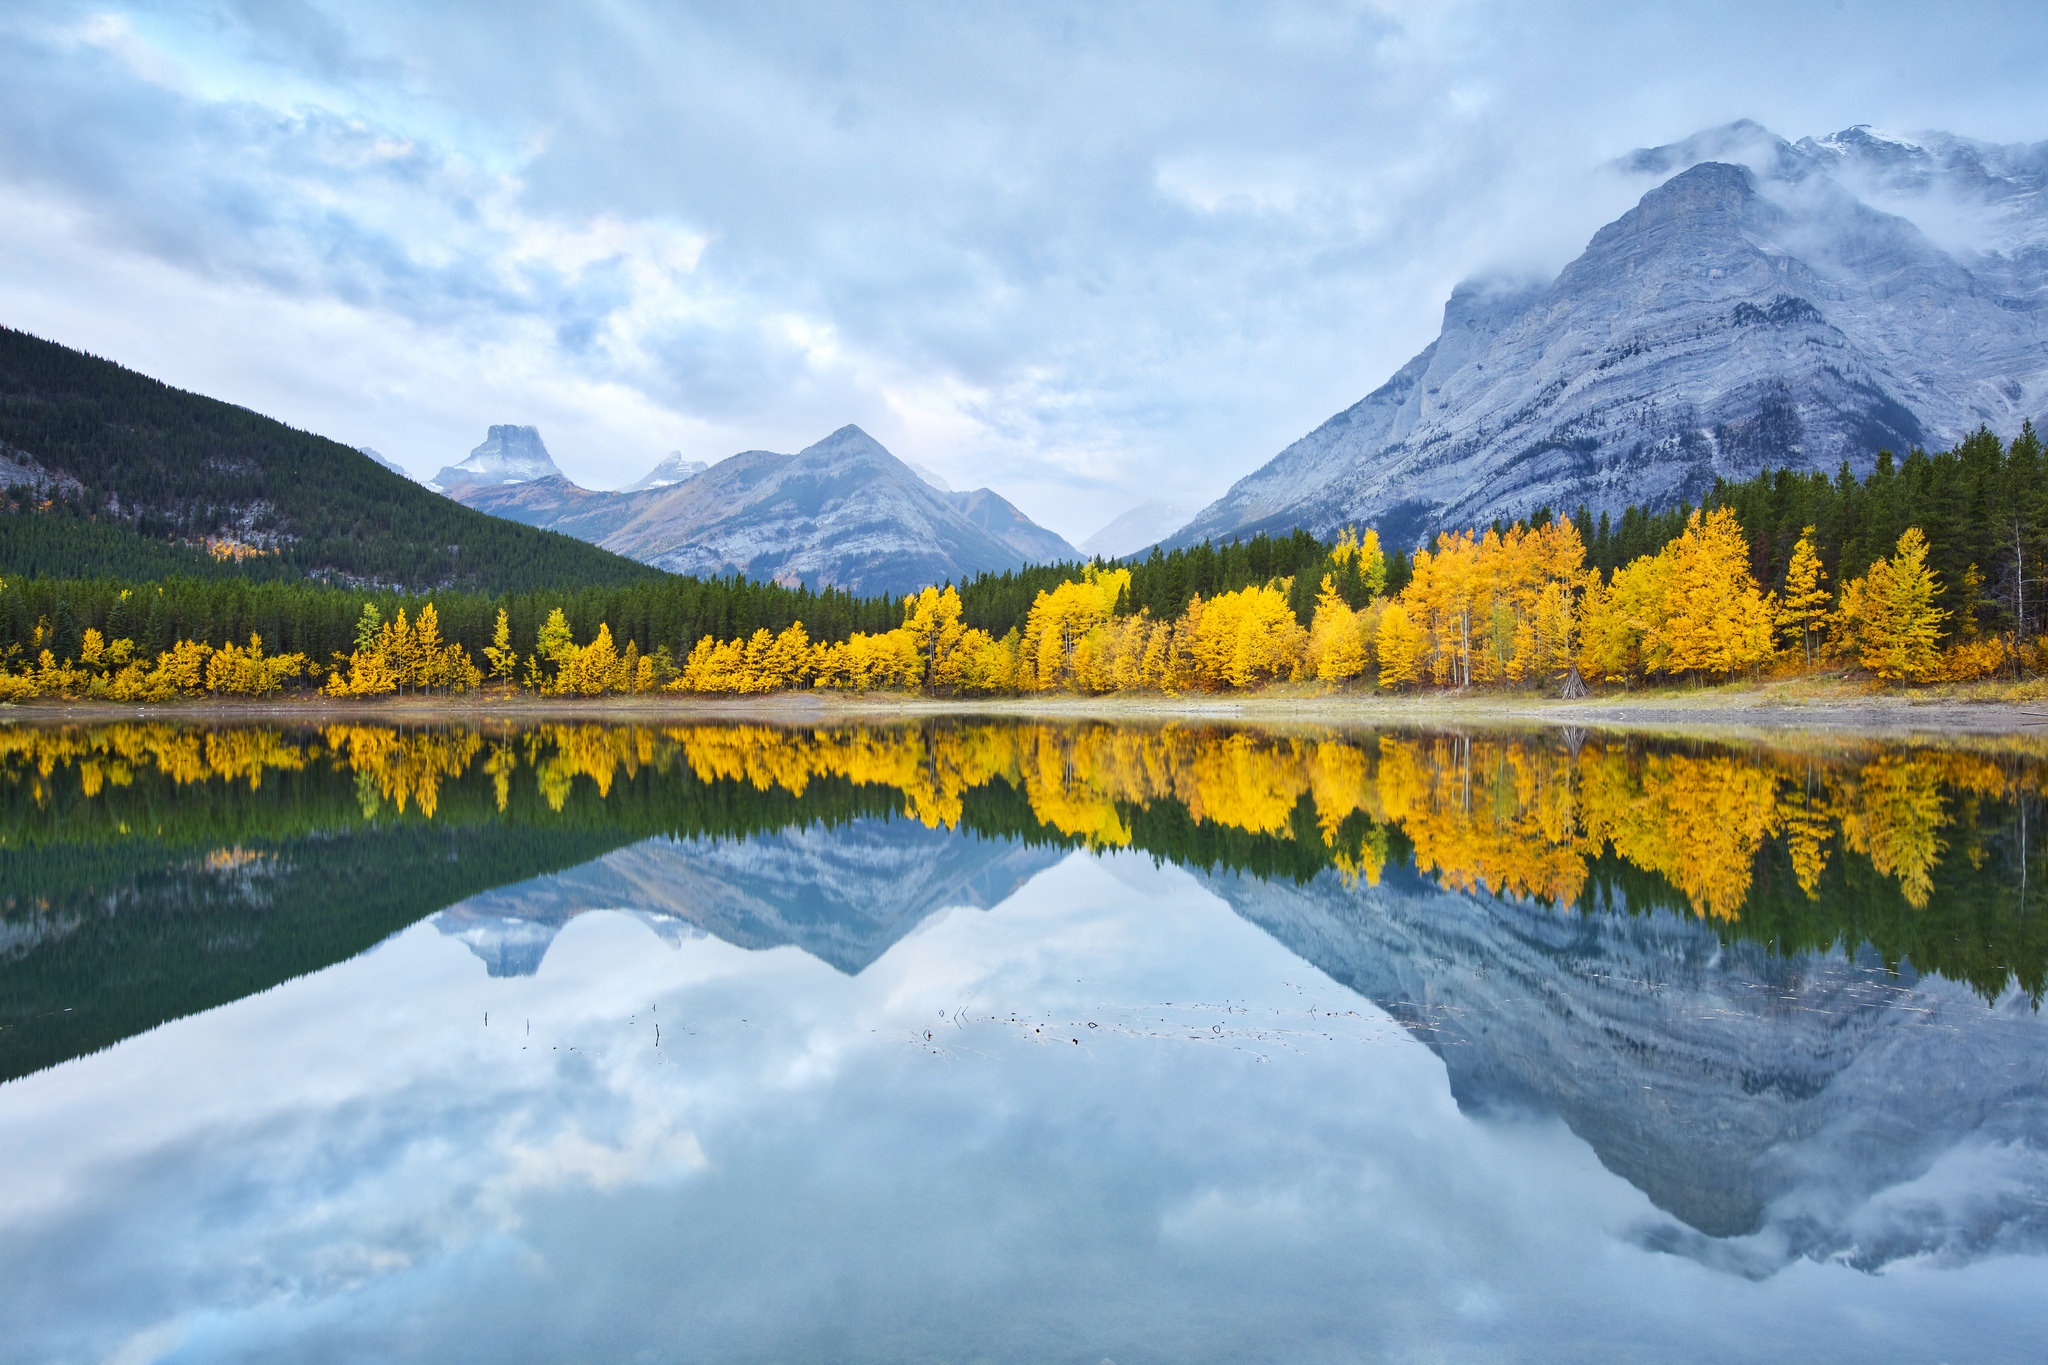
1593, 753, 1783, 919
1377, 736, 1598, 906
323, 726, 485, 819
5, 720, 2045, 917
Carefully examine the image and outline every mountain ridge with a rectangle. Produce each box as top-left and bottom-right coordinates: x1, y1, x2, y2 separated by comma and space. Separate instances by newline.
1168, 122, 2048, 551
0, 327, 660, 591
450, 423, 1079, 596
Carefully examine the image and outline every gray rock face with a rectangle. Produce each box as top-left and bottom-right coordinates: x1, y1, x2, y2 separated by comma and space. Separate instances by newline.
429, 425, 564, 492
1172, 122, 2048, 551
1205, 863, 2048, 1274
0, 441, 82, 498
451, 423, 1078, 596
620, 451, 710, 492
433, 819, 1065, 977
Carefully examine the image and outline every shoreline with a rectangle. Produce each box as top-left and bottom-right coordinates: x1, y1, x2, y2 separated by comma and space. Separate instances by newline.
4, 680, 2046, 737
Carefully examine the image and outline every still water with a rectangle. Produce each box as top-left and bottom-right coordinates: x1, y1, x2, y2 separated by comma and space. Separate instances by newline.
2, 719, 2045, 1363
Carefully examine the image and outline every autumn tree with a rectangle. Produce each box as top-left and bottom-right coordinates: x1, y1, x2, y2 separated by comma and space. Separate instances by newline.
1838, 527, 1947, 681
1308, 574, 1368, 682
484, 609, 518, 695
1778, 526, 1831, 665
1656, 507, 1776, 678
1376, 601, 1425, 688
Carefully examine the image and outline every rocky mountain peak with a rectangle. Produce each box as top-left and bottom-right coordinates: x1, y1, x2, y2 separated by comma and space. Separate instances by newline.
430, 424, 565, 492
1167, 121, 2044, 552
445, 419, 1078, 596
621, 450, 709, 493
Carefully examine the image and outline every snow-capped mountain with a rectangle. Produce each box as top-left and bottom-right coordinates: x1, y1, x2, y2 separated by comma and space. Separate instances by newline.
429, 424, 565, 492
1172, 122, 2048, 550
451, 423, 1079, 596
620, 450, 709, 492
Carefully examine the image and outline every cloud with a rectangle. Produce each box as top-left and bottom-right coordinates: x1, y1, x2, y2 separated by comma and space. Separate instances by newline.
0, 1, 2045, 532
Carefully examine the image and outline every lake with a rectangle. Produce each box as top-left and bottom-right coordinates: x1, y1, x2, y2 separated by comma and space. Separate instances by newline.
2, 717, 2044, 1363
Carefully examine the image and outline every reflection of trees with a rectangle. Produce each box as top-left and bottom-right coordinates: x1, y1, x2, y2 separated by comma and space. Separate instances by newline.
4, 719, 2048, 998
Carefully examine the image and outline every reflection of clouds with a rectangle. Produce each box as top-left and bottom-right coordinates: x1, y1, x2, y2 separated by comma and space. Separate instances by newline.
1, 854, 2044, 1363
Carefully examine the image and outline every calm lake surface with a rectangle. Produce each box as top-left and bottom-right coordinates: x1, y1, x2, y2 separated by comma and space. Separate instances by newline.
3, 718, 2046, 1363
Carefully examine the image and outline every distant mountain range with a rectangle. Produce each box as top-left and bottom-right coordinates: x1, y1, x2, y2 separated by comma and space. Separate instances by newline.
1170, 122, 2048, 551
1081, 499, 1199, 559
437, 423, 1078, 597
0, 327, 655, 591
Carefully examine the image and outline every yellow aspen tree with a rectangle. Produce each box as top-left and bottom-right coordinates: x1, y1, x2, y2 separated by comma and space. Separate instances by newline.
483, 609, 518, 694
1376, 601, 1426, 688
1655, 508, 1775, 678
1019, 566, 1128, 689
903, 586, 969, 691
533, 608, 580, 694
1778, 527, 1830, 666
412, 603, 447, 693
763, 622, 814, 689
1309, 574, 1367, 682
1842, 527, 1947, 681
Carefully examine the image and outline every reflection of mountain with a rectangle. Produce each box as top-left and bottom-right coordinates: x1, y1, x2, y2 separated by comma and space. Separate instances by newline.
1205, 863, 2048, 1274
435, 819, 1066, 976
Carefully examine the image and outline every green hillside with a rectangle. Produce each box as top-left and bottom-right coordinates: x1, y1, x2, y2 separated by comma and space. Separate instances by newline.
0, 326, 661, 592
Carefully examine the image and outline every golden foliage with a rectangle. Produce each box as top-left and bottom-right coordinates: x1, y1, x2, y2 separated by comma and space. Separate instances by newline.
1, 719, 2039, 920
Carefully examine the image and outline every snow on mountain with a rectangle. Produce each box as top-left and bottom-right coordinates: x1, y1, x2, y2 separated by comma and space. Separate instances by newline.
621, 450, 710, 492
1080, 499, 1199, 558
1171, 122, 2048, 551
450, 423, 1079, 596
428, 424, 565, 492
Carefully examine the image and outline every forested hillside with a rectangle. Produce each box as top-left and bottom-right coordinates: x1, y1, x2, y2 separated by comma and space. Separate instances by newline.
0, 327, 659, 592
6, 425, 2047, 697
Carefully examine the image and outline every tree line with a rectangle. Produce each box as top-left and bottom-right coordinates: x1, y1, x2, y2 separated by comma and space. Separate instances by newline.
5, 425, 2048, 699
6, 721, 2045, 1006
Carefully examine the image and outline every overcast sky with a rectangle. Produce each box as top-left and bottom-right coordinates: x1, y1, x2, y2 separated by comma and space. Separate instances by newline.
3, 1, 2046, 540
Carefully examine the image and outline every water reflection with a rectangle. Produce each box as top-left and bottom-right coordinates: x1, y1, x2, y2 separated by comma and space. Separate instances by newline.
1, 718, 2046, 1361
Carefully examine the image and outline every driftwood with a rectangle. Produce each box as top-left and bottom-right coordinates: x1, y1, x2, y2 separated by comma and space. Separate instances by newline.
1558, 664, 1588, 700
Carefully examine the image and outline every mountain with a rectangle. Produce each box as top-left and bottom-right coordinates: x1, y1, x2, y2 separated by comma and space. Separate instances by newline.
1081, 499, 1198, 558
1208, 863, 2048, 1274
429, 424, 565, 491
359, 447, 413, 481
621, 451, 709, 492
1172, 122, 2048, 551
0, 327, 660, 591
451, 423, 1079, 596
433, 822, 1066, 976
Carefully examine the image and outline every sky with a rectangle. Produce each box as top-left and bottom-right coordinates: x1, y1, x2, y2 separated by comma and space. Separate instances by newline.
2, 2, 2047, 542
